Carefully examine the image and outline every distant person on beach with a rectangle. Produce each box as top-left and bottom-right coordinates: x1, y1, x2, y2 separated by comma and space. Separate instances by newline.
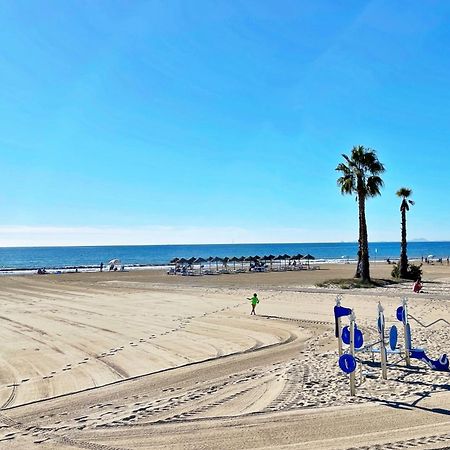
413, 278, 423, 293
247, 293, 259, 315
100, 262, 103, 272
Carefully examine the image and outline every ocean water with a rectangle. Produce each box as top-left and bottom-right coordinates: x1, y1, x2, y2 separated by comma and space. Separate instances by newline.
0, 242, 449, 270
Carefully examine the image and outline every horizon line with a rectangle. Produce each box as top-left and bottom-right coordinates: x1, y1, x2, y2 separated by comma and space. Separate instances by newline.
0, 240, 445, 250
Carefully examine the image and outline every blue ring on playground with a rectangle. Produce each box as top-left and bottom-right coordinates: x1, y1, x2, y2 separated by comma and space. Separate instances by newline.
342, 326, 350, 344
389, 325, 398, 351
339, 354, 357, 374
355, 328, 363, 349
341, 326, 364, 349
396, 306, 405, 322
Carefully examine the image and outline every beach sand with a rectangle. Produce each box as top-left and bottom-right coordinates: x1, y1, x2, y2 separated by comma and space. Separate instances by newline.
0, 263, 449, 449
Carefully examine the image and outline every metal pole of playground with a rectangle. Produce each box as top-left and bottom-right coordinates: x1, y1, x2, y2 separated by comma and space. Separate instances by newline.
402, 297, 411, 366
336, 295, 343, 357
378, 302, 388, 379
349, 311, 356, 396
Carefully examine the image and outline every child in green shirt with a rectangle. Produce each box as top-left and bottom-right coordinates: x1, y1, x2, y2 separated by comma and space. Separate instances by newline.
247, 293, 259, 315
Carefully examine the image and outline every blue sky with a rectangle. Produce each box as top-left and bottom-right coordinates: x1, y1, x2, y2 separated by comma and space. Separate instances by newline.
1, 0, 450, 246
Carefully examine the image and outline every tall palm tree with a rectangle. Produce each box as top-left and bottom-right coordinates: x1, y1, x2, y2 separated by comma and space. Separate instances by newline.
396, 187, 414, 278
336, 146, 385, 282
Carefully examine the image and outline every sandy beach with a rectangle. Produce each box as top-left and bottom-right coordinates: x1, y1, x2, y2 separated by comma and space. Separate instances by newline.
0, 263, 449, 449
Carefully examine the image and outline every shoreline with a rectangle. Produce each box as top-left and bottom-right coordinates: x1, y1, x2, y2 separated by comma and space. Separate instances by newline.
0, 257, 432, 276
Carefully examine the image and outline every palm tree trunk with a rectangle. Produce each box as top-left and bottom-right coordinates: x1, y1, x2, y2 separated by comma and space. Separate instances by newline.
399, 208, 408, 278
357, 188, 371, 282
355, 242, 362, 278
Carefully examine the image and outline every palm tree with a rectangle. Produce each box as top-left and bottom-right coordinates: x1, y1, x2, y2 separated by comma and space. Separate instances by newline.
336, 146, 385, 282
396, 187, 414, 278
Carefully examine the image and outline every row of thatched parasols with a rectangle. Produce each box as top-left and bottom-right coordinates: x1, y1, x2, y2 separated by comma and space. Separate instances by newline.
169, 254, 315, 270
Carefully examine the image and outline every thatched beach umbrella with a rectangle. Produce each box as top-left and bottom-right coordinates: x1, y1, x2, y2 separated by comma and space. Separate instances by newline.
281, 254, 289, 268
290, 254, 302, 267
238, 256, 246, 269
194, 257, 206, 274
212, 256, 223, 270
177, 257, 188, 264
244, 256, 254, 271
194, 257, 206, 263
229, 256, 239, 270
265, 254, 275, 269
302, 253, 315, 268
275, 254, 284, 268
169, 257, 179, 265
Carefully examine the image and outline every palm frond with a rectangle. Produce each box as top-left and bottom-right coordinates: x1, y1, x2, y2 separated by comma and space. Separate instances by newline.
342, 153, 356, 169
396, 187, 412, 198
366, 175, 384, 197
337, 175, 355, 195
337, 146, 384, 198
335, 162, 351, 174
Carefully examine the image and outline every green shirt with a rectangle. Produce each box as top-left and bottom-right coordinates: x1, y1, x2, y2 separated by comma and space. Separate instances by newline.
250, 296, 259, 306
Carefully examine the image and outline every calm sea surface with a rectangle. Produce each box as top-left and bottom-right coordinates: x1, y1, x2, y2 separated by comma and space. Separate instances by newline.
0, 242, 449, 270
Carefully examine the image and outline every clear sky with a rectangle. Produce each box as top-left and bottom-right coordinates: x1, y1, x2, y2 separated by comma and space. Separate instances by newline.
1, 0, 450, 246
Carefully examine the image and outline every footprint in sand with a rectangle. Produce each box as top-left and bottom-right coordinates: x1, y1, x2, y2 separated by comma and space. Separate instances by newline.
0, 436, 15, 442
75, 416, 88, 422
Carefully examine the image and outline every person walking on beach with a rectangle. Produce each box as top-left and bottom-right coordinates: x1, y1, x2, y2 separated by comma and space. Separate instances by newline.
247, 293, 259, 315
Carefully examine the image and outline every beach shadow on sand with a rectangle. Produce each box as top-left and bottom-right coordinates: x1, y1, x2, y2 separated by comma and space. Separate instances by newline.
360, 385, 450, 416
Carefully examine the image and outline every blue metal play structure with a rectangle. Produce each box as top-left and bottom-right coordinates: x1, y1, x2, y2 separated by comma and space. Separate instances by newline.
395, 298, 449, 371
334, 295, 449, 396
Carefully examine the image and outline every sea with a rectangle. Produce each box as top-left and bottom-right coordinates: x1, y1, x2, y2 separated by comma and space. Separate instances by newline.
0, 242, 449, 272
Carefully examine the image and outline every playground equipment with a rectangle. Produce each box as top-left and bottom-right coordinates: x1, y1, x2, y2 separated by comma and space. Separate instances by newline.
396, 298, 449, 371
334, 295, 449, 396
334, 295, 361, 395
